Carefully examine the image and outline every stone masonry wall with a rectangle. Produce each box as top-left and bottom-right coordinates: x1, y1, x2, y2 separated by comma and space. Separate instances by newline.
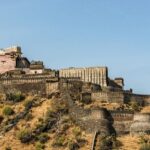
110, 111, 134, 135
59, 67, 108, 87
0, 82, 46, 95
0, 55, 16, 74
0, 77, 59, 96
92, 91, 124, 103
124, 93, 150, 106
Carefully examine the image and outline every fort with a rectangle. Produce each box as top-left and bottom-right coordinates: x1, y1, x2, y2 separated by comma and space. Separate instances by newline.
0, 45, 150, 136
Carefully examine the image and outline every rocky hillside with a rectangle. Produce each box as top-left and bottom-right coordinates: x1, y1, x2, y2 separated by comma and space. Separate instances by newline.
0, 90, 150, 150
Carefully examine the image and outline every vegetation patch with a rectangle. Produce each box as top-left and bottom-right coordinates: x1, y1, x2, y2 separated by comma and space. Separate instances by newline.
35, 142, 45, 150
2, 106, 14, 116
23, 99, 33, 110
17, 129, 33, 143
6, 91, 25, 102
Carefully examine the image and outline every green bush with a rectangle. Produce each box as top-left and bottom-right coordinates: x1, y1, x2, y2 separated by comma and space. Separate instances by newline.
37, 133, 49, 143
23, 100, 33, 109
17, 129, 33, 143
2, 106, 14, 116
72, 127, 81, 138
35, 142, 45, 150
6, 91, 25, 102
52, 135, 65, 147
129, 101, 140, 111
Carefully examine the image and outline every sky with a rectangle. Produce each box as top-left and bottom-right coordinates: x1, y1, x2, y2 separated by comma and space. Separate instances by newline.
0, 0, 150, 94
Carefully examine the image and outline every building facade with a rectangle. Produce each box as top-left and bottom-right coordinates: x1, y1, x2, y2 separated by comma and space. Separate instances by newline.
59, 67, 108, 87
0, 46, 30, 74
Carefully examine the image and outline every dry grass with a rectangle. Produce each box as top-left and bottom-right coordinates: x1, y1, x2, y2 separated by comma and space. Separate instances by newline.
0, 129, 35, 150
84, 100, 122, 110
118, 135, 140, 150
141, 106, 150, 113
0, 97, 93, 150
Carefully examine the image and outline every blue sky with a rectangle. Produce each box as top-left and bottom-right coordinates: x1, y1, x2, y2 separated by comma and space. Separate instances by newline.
0, 0, 150, 94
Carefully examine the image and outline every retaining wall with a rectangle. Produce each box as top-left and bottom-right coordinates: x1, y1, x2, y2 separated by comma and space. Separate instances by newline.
92, 92, 124, 103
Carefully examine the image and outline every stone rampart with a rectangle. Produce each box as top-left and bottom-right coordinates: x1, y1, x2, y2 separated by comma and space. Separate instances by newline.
92, 91, 124, 103
110, 111, 134, 135
130, 113, 150, 135
124, 93, 150, 106
0, 77, 59, 96
110, 111, 134, 121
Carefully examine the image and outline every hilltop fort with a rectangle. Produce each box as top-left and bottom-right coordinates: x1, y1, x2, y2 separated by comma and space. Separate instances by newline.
0, 46, 150, 149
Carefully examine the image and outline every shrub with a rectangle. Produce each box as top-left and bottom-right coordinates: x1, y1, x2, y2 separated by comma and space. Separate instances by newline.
51, 99, 68, 113
2, 106, 14, 116
129, 101, 140, 111
17, 129, 33, 143
52, 135, 66, 147
37, 133, 49, 143
6, 91, 25, 102
72, 127, 81, 138
23, 100, 33, 109
45, 109, 57, 123
35, 142, 45, 150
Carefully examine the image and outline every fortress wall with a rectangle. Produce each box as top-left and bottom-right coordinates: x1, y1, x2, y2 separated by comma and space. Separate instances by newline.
113, 121, 133, 134
92, 91, 124, 103
0, 77, 59, 96
7, 73, 56, 79
60, 67, 108, 87
0, 82, 46, 95
59, 78, 83, 91
130, 113, 150, 135
110, 111, 134, 121
110, 111, 134, 135
0, 77, 58, 84
46, 82, 59, 95
124, 93, 150, 106
92, 91, 150, 106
